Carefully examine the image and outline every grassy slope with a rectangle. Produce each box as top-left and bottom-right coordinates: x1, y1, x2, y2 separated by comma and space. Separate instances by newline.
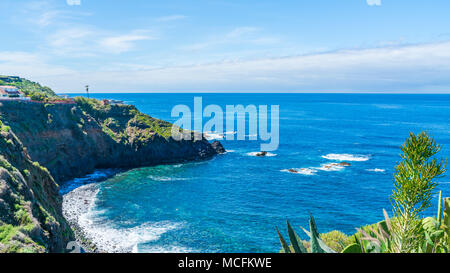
0, 75, 58, 100
0, 120, 74, 253
74, 97, 174, 141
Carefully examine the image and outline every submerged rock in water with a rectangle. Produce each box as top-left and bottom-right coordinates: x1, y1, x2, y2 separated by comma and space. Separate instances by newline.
256, 151, 268, 157
288, 168, 299, 173
211, 141, 226, 154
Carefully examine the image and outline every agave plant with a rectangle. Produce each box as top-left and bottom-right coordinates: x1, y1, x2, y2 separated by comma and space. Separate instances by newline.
276, 214, 337, 253
419, 192, 450, 253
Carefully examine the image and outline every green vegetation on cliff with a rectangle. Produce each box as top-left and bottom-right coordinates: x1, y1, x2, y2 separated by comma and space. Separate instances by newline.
0, 76, 218, 253
0, 126, 74, 253
0, 94, 215, 184
74, 97, 173, 140
0, 75, 58, 101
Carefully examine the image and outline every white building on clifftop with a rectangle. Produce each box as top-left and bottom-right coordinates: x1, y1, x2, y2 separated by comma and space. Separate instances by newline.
0, 86, 30, 100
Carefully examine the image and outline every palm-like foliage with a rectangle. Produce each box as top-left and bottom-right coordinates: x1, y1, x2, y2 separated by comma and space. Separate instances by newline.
390, 132, 446, 252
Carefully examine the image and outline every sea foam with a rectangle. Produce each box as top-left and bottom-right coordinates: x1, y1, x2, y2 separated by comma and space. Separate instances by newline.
78, 217, 182, 253
314, 163, 345, 172
367, 168, 386, 173
322, 154, 370, 162
204, 131, 237, 140
147, 175, 190, 181
281, 168, 318, 175
63, 184, 185, 253
247, 152, 277, 157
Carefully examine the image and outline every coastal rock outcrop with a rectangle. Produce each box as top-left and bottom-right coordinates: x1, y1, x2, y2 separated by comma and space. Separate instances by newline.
0, 122, 74, 253
0, 98, 222, 183
211, 141, 226, 154
256, 151, 268, 157
0, 94, 223, 253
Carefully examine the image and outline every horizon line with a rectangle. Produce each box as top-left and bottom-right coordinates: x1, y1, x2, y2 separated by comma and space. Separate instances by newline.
57, 91, 450, 95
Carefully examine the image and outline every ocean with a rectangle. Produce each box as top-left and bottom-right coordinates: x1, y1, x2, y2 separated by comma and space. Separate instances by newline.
61, 93, 450, 253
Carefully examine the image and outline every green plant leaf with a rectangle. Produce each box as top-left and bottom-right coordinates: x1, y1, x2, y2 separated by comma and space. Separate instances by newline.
286, 220, 306, 253
341, 243, 362, 253
308, 214, 336, 253
276, 227, 291, 253
437, 191, 443, 227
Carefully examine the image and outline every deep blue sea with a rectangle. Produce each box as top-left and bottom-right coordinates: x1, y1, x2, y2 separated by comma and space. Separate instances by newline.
61, 93, 450, 253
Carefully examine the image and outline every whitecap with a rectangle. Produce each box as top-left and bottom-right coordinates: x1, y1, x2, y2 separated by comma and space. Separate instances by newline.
373, 104, 402, 109
247, 152, 277, 157
322, 154, 370, 162
204, 131, 237, 140
204, 133, 224, 140
281, 168, 317, 175
147, 175, 189, 181
314, 163, 345, 172
137, 244, 196, 253
63, 184, 185, 253
78, 216, 183, 253
60, 169, 119, 195
367, 168, 386, 173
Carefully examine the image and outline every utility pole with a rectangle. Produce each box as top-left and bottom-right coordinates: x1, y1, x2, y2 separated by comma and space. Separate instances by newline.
85, 85, 89, 98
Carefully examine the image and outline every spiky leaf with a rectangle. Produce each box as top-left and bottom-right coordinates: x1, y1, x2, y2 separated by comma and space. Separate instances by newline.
444, 198, 450, 244
276, 227, 291, 253
437, 191, 443, 226
286, 221, 306, 253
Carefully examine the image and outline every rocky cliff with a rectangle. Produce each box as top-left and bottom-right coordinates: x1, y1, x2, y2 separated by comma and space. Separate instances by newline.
0, 98, 220, 183
0, 93, 223, 253
0, 121, 74, 253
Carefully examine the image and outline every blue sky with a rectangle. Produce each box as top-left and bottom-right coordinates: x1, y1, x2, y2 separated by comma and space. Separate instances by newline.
1, 0, 450, 93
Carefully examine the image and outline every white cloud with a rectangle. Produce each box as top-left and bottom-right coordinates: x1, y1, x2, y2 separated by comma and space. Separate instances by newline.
182, 27, 278, 51
18, 1, 90, 28
99, 33, 156, 54
34, 41, 450, 93
35, 10, 62, 27
367, 0, 382, 6
47, 27, 95, 56
45, 27, 156, 56
0, 51, 74, 78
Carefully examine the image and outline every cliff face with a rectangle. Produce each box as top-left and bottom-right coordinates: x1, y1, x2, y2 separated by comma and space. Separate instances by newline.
0, 122, 74, 253
0, 98, 219, 183
0, 97, 222, 253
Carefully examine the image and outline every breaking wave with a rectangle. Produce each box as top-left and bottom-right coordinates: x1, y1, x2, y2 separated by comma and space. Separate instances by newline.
315, 163, 346, 172
281, 168, 318, 175
63, 183, 186, 253
367, 168, 386, 173
322, 154, 370, 162
147, 175, 190, 181
204, 131, 237, 140
247, 152, 277, 157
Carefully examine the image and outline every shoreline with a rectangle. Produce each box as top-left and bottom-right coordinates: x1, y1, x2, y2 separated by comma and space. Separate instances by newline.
62, 183, 102, 253
62, 181, 184, 253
